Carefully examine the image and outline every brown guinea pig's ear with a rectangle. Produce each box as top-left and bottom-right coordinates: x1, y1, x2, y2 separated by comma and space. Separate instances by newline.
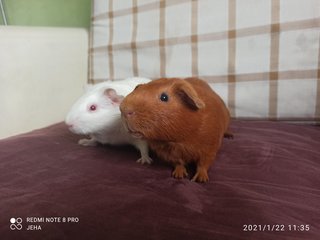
104, 88, 124, 105
134, 84, 143, 90
173, 82, 205, 110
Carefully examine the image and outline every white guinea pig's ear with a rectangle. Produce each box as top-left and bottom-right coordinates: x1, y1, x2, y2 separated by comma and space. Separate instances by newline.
173, 82, 205, 110
104, 88, 124, 105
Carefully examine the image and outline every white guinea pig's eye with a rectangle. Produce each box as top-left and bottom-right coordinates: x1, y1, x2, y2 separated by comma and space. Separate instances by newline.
89, 104, 97, 111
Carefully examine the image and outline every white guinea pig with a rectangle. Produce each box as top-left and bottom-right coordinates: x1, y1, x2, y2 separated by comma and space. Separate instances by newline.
65, 77, 153, 164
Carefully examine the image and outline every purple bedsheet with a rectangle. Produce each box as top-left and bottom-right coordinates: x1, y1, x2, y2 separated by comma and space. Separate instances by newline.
0, 121, 319, 240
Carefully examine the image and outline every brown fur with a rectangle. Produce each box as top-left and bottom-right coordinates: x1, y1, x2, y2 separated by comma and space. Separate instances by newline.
120, 77, 231, 182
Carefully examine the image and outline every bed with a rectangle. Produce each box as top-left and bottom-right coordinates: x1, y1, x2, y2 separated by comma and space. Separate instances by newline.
0, 120, 319, 239
1, 0, 320, 239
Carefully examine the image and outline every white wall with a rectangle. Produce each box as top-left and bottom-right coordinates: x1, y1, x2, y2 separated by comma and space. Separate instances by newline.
0, 26, 88, 139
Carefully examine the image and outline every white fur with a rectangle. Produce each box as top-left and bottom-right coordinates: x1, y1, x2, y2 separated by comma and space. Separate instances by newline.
65, 77, 153, 164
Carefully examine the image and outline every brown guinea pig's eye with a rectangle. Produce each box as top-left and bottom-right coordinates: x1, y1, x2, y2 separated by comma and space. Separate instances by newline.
160, 93, 169, 102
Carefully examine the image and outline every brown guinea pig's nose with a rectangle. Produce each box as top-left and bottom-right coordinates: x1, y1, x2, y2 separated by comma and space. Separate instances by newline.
120, 105, 135, 118
125, 110, 135, 117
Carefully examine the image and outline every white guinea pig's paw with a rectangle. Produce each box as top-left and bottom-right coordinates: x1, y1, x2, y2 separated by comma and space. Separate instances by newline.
78, 138, 97, 146
136, 156, 153, 165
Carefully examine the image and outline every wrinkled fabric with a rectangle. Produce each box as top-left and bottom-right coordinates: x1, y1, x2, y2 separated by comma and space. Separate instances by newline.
0, 121, 319, 240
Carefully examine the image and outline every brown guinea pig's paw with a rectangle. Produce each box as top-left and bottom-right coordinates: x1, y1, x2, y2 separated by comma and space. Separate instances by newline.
224, 132, 234, 139
191, 168, 209, 183
172, 164, 188, 179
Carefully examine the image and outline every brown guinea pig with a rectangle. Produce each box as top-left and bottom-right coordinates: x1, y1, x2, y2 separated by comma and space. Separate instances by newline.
120, 77, 231, 182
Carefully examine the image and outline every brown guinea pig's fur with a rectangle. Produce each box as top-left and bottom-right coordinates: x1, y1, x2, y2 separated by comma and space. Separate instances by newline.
120, 77, 231, 182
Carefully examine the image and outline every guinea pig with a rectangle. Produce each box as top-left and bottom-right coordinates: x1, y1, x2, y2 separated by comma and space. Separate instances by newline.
120, 77, 231, 182
65, 77, 153, 164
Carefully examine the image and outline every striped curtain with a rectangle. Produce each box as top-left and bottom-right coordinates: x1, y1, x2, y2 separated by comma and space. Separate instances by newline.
89, 0, 320, 122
